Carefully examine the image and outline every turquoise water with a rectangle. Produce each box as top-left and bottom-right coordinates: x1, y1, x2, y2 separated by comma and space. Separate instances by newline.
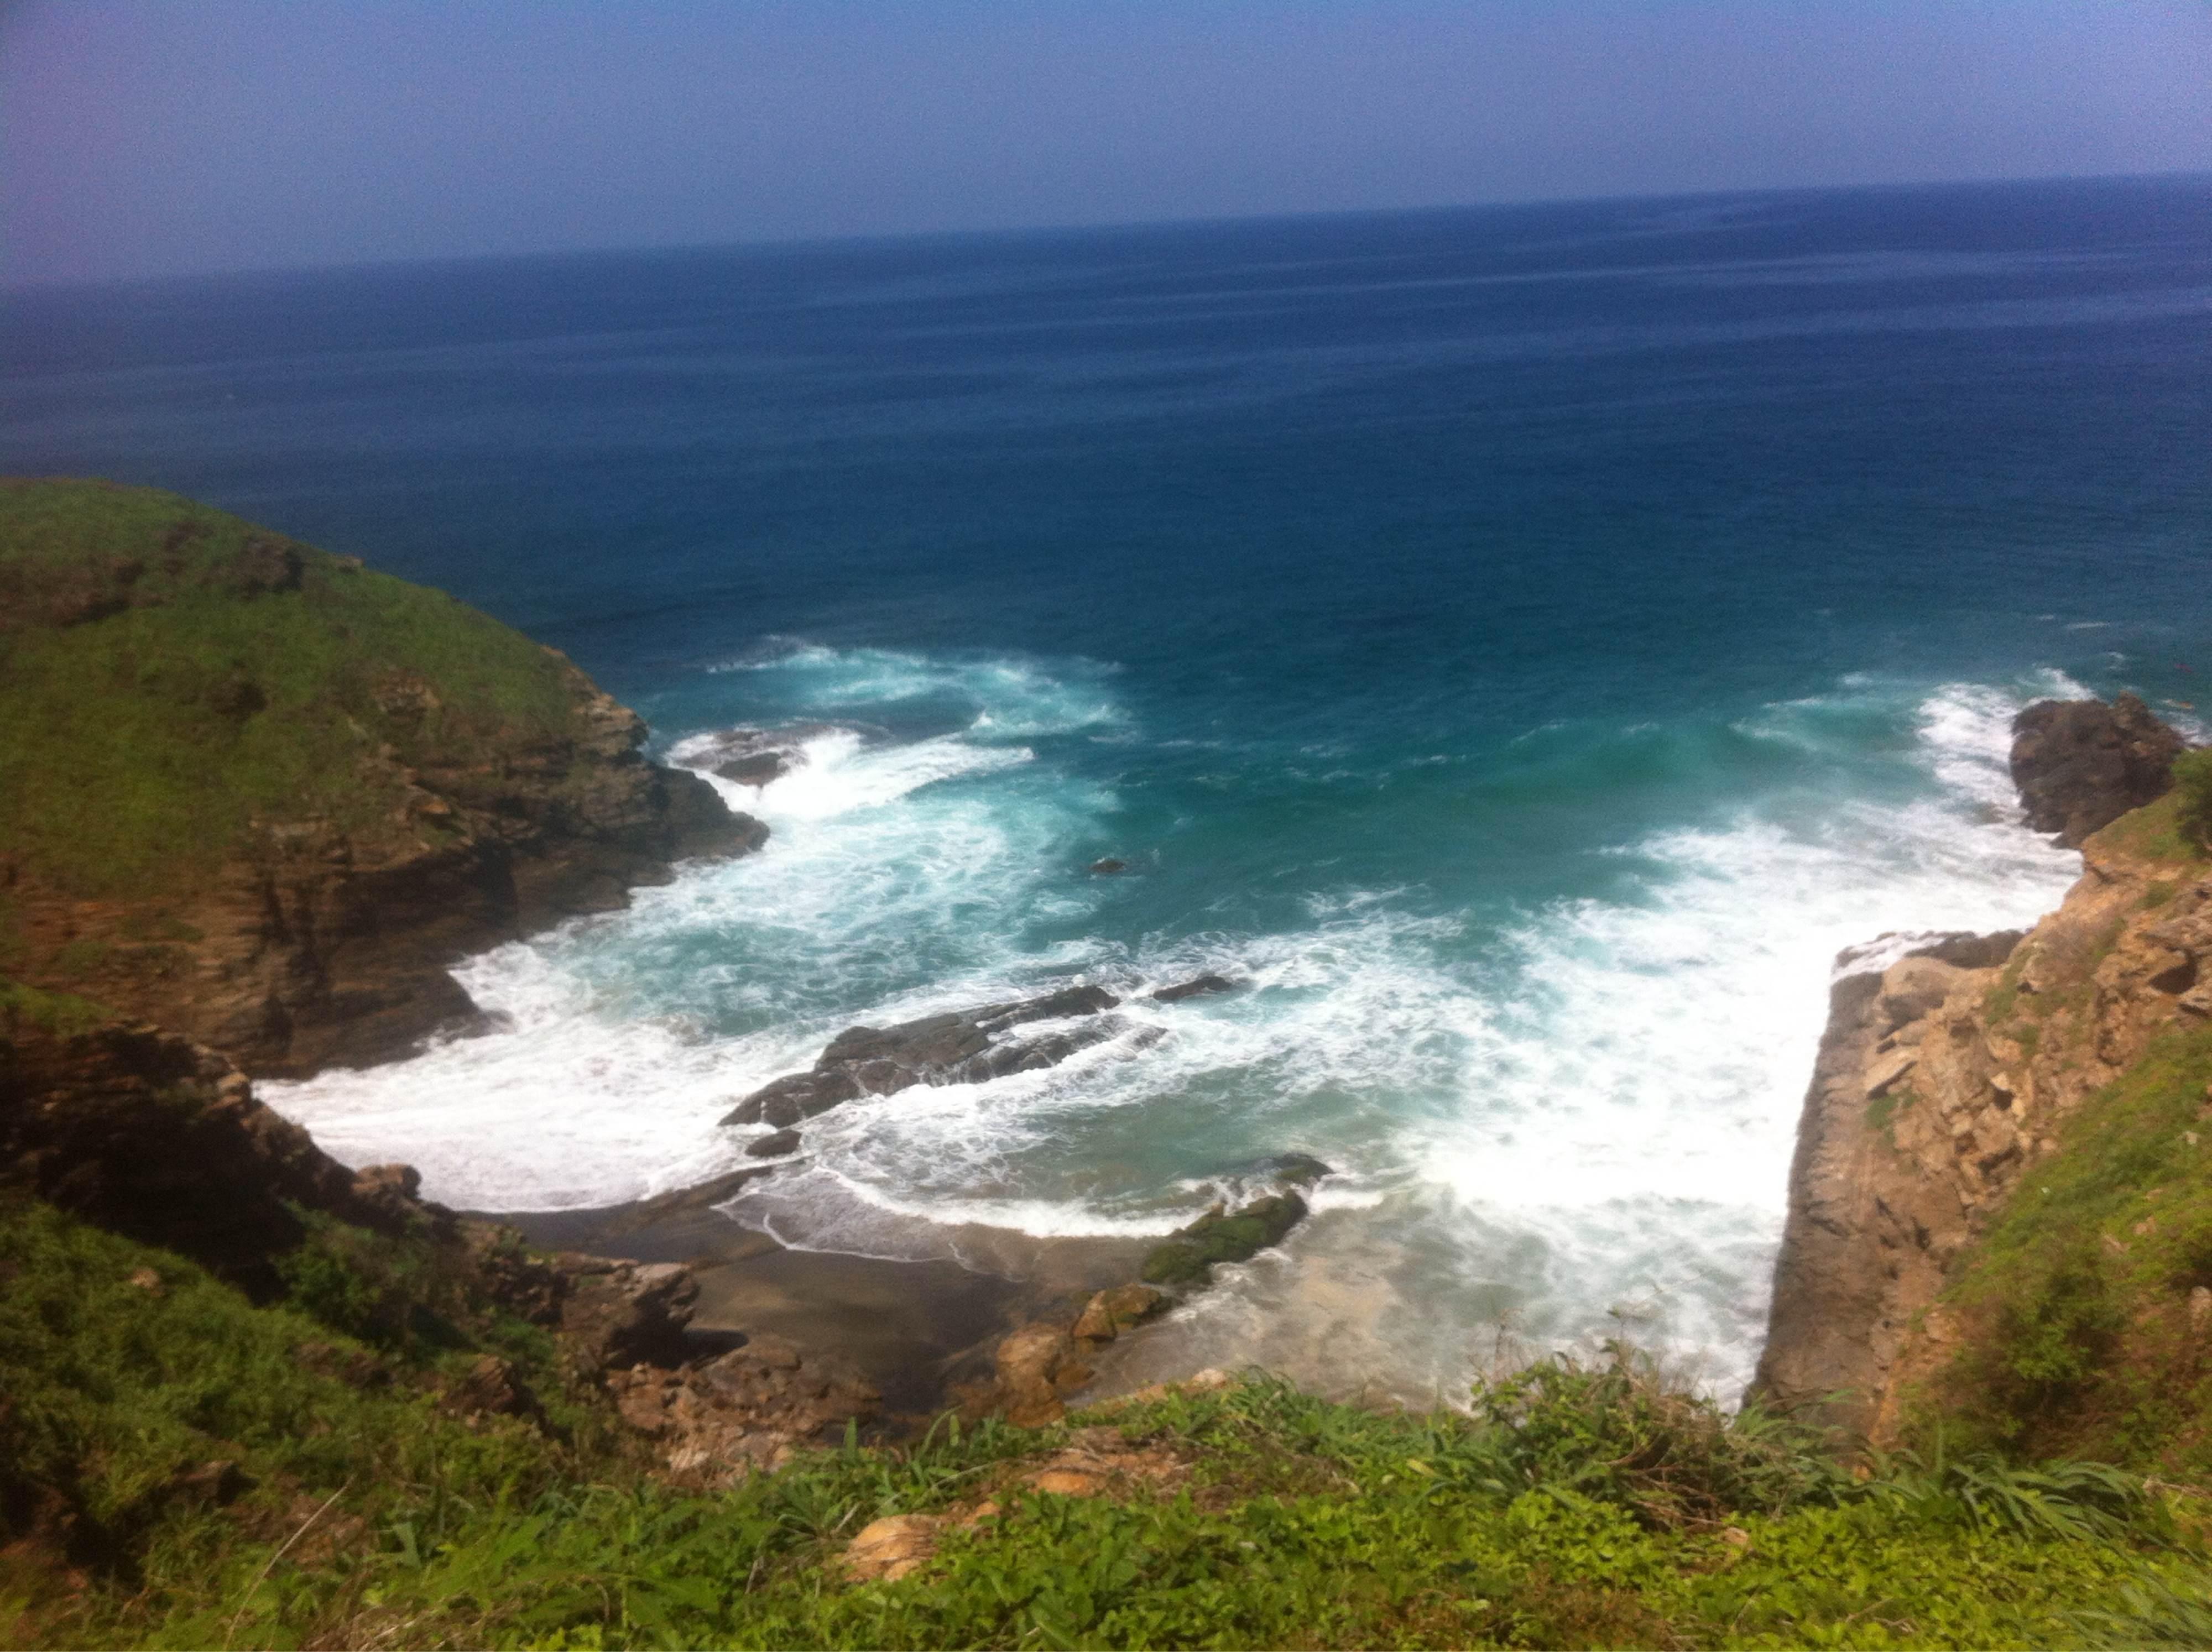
6, 177, 2209, 1397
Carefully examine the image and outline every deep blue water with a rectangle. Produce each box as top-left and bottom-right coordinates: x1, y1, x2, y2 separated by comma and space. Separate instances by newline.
7, 175, 2209, 1397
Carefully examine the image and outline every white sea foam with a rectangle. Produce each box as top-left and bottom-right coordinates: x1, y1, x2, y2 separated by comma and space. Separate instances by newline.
264, 660, 2087, 1404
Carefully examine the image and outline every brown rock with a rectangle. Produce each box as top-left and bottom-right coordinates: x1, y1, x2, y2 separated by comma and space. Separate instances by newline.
437, 1354, 543, 1425
1756, 843, 2212, 1443
607, 1334, 881, 1486
2, 643, 769, 1079
1072, 1283, 1167, 1345
843, 1514, 941, 1583
993, 1321, 1082, 1428
0, 1018, 429, 1295
557, 1259, 699, 1372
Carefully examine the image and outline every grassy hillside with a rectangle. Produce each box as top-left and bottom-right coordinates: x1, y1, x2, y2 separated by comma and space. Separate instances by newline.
0, 478, 581, 902
4, 1191, 2206, 1650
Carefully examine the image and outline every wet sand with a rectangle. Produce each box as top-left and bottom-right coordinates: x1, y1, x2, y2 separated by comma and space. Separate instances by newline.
491, 1169, 1155, 1420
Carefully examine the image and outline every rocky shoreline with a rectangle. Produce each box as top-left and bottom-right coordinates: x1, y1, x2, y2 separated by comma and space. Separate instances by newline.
6, 478, 2198, 1482
1752, 691, 2201, 1440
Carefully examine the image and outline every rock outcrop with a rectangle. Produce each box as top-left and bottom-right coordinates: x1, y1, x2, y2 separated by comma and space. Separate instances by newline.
2010, 693, 2187, 847
1754, 819, 2212, 1440
12, 665, 764, 1078
721, 984, 1152, 1133
1, 482, 768, 1077
0, 1008, 437, 1294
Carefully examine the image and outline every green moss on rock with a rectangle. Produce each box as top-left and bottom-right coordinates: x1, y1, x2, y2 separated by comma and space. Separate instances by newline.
1140, 1191, 1307, 1287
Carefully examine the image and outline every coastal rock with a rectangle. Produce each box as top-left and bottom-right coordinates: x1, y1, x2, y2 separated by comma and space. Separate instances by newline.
1072, 1283, 1168, 1345
1151, 974, 1239, 1003
0, 482, 770, 1078
989, 1322, 1093, 1428
721, 984, 1136, 1128
0, 1011, 436, 1295
745, 1127, 804, 1158
2010, 693, 2187, 846
715, 751, 791, 787
675, 724, 837, 792
1755, 818, 2212, 1441
1140, 1191, 1308, 1288
555, 1257, 700, 1372
606, 1333, 881, 1486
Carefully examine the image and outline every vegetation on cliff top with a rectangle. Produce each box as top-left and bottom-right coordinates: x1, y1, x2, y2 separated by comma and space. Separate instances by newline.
5, 1189, 2207, 1650
0, 478, 584, 904
1908, 1020, 2212, 1481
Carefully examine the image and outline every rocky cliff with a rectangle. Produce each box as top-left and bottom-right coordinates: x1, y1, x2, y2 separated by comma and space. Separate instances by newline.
1755, 778, 2211, 1443
0, 479, 764, 1075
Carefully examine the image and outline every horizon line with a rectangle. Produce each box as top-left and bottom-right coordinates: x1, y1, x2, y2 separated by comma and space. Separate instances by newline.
8, 165, 2209, 300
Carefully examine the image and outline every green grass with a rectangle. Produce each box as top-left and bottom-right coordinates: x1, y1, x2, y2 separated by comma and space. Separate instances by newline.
2087, 791, 2210, 870
0, 479, 583, 901
6, 1193, 2204, 1649
0, 978, 117, 1036
2175, 750, 2212, 854
1908, 1024, 2212, 1475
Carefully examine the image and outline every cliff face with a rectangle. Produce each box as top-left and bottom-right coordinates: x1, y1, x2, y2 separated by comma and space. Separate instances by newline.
1754, 798, 2212, 1440
6, 654, 763, 1076
0, 997, 421, 1293
0, 480, 765, 1075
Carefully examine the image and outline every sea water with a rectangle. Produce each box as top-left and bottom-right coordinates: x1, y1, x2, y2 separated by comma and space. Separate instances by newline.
6, 176, 2209, 1398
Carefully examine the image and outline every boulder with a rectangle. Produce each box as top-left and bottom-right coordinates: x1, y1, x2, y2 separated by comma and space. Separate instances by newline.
721, 984, 1132, 1128
1089, 858, 1129, 875
1140, 1191, 1308, 1288
2011, 693, 2188, 846
744, 1127, 804, 1159
843, 1514, 942, 1583
1072, 1283, 1167, 1345
991, 1322, 1091, 1428
1876, 957, 1966, 1033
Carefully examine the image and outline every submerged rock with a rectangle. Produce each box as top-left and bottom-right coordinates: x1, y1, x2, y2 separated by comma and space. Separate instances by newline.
2011, 692, 2187, 846
744, 1127, 803, 1159
721, 984, 1137, 1128
1089, 858, 1129, 875
1151, 974, 1239, 1003
1140, 1191, 1309, 1288
714, 751, 790, 787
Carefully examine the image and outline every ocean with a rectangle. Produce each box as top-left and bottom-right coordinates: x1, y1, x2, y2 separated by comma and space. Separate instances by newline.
6, 175, 2209, 1400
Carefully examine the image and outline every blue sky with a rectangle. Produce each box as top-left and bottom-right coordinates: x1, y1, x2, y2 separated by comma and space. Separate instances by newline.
5, 1, 2209, 284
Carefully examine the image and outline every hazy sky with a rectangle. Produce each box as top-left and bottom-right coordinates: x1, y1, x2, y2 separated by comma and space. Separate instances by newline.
6, 1, 2209, 285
